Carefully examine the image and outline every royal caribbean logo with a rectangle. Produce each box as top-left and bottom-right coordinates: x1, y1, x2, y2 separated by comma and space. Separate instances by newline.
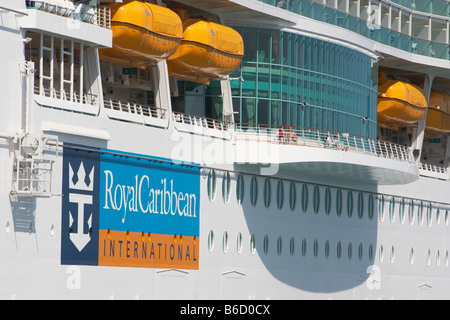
61, 144, 200, 270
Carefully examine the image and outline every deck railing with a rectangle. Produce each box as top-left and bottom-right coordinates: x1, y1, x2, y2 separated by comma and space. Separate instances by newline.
34, 85, 98, 106
172, 112, 229, 131
25, 1, 111, 30
103, 98, 167, 120
235, 123, 416, 164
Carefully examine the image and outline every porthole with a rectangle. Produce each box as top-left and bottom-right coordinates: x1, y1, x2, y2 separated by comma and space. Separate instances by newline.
426, 203, 432, 228
390, 246, 395, 264
313, 186, 320, 214
409, 200, 415, 226
222, 231, 229, 253
236, 174, 244, 205
368, 244, 374, 261
222, 172, 231, 204
336, 241, 342, 259
301, 238, 307, 257
324, 240, 330, 259
389, 197, 396, 224
419, 201, 424, 226
277, 180, 284, 210
264, 178, 271, 208
263, 235, 269, 255
399, 198, 405, 224
410, 247, 414, 265
427, 249, 431, 266
446, 210, 449, 226
289, 237, 295, 256
347, 191, 353, 218
289, 182, 296, 211
207, 169, 217, 202
436, 208, 441, 225
236, 232, 243, 254
250, 234, 256, 255
336, 189, 342, 217
445, 251, 449, 267
357, 193, 364, 219
208, 230, 214, 252
301, 184, 308, 213
250, 176, 258, 207
368, 194, 374, 220
358, 243, 363, 261
348, 242, 353, 260
436, 249, 441, 267
325, 188, 331, 215
379, 245, 384, 263
378, 195, 385, 222
313, 239, 318, 257
277, 237, 282, 256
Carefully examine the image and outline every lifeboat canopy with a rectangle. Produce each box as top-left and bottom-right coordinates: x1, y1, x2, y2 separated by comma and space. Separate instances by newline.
167, 9, 244, 85
377, 79, 427, 126
99, 0, 183, 68
426, 91, 450, 134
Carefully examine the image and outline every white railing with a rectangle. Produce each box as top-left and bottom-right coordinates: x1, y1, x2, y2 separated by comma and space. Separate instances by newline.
96, 6, 111, 30
419, 162, 449, 180
25, 1, 111, 30
236, 123, 416, 164
419, 163, 449, 174
103, 98, 167, 120
34, 85, 98, 106
172, 112, 229, 131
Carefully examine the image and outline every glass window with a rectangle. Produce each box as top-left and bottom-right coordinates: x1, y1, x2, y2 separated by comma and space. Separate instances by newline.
236, 174, 244, 205
258, 29, 270, 63
277, 237, 282, 256
272, 30, 281, 64
237, 233, 243, 254
264, 178, 271, 208
302, 184, 308, 213
250, 234, 256, 255
313, 186, 320, 214
277, 180, 284, 209
222, 172, 231, 204
289, 182, 297, 211
250, 176, 258, 207
325, 187, 331, 215
263, 235, 269, 255
222, 231, 229, 253
358, 192, 364, 219
208, 230, 214, 252
207, 169, 217, 202
242, 27, 257, 62
336, 189, 342, 217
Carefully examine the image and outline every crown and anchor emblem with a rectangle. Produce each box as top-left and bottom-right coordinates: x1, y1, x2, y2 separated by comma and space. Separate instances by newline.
67, 161, 95, 252
69, 162, 95, 191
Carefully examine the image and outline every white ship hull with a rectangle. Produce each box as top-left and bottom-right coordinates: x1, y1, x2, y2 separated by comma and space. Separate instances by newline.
0, 0, 449, 300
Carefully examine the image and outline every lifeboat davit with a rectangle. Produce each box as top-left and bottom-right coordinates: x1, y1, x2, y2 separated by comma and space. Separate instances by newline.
99, 0, 183, 68
426, 91, 450, 134
377, 79, 427, 126
167, 10, 244, 85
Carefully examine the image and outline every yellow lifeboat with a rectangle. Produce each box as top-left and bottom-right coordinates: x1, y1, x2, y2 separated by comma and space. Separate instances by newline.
167, 9, 244, 85
425, 91, 450, 134
99, 0, 183, 68
377, 79, 427, 126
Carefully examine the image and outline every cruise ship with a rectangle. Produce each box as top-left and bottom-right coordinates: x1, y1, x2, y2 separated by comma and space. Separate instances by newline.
0, 0, 449, 300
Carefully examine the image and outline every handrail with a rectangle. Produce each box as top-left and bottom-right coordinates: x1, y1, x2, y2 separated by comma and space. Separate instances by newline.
25, 1, 111, 30
34, 85, 98, 106
172, 111, 229, 131
235, 122, 416, 164
419, 162, 449, 174
103, 97, 167, 120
